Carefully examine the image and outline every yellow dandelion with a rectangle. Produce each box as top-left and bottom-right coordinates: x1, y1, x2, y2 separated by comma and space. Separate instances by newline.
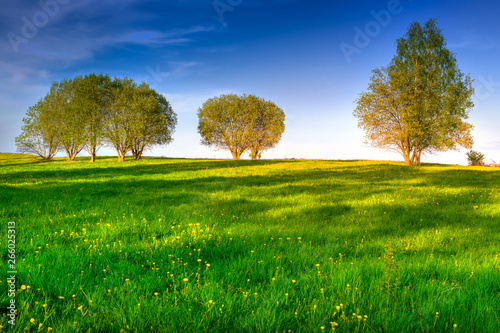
58, 296, 64, 299
42, 304, 47, 308
21, 285, 26, 291
30, 318, 35, 324
183, 278, 188, 282
48, 328, 53, 332
292, 280, 296, 284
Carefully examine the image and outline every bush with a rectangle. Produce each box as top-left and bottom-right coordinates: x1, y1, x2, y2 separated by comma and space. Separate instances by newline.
466, 150, 485, 166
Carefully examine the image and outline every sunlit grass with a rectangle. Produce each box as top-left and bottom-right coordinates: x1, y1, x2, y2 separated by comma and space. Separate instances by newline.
0, 154, 499, 332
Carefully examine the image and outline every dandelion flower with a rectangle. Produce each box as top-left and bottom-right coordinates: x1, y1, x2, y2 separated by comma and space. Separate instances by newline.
183, 278, 188, 282
30, 318, 35, 324
21, 285, 26, 291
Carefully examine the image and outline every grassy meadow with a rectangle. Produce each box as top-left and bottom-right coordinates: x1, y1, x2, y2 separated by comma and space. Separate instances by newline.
0, 153, 499, 332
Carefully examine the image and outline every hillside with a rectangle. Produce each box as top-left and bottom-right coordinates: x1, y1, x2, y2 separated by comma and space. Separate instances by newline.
1, 154, 499, 332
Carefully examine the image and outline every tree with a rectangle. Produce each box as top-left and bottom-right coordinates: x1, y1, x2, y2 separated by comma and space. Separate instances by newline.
54, 78, 87, 161
104, 78, 177, 162
15, 96, 60, 160
246, 95, 285, 160
466, 150, 485, 166
353, 19, 474, 166
197, 94, 285, 160
130, 87, 177, 160
69, 74, 113, 162
103, 78, 137, 162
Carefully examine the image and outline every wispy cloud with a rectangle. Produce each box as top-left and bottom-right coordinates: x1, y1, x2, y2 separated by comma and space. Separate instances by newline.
448, 33, 498, 51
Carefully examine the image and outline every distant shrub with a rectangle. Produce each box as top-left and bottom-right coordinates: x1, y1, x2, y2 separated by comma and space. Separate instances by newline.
491, 160, 500, 167
466, 150, 485, 166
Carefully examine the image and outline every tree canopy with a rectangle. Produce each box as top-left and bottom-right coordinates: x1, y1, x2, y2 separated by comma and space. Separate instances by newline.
15, 93, 60, 160
197, 94, 285, 160
353, 19, 474, 165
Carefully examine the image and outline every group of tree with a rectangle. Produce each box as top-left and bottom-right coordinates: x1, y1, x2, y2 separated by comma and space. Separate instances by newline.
354, 18, 474, 166
16, 19, 477, 165
197, 94, 285, 160
16, 74, 178, 162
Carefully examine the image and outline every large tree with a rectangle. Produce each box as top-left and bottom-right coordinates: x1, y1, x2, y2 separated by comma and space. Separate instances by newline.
353, 19, 474, 166
130, 86, 177, 160
54, 78, 88, 161
197, 94, 285, 160
15, 96, 60, 160
69, 74, 113, 162
104, 79, 177, 162
246, 95, 285, 160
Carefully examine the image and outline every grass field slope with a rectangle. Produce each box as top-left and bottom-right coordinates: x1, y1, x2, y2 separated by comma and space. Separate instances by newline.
0, 154, 499, 332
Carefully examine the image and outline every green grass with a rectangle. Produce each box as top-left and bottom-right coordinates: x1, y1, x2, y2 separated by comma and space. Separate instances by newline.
0, 154, 499, 332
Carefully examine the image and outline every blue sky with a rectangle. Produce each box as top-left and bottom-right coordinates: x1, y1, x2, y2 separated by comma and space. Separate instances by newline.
1, 0, 499, 164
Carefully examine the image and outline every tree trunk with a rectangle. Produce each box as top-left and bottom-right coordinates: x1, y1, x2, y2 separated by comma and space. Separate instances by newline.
250, 148, 259, 160
403, 153, 412, 166
133, 149, 143, 160
230, 150, 241, 160
89, 146, 96, 163
117, 149, 126, 162
415, 150, 422, 166
64, 147, 72, 161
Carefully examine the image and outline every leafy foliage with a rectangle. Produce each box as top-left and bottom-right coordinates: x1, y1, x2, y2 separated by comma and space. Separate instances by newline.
466, 150, 485, 166
198, 94, 285, 160
15, 87, 62, 160
69, 74, 113, 162
354, 19, 474, 165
